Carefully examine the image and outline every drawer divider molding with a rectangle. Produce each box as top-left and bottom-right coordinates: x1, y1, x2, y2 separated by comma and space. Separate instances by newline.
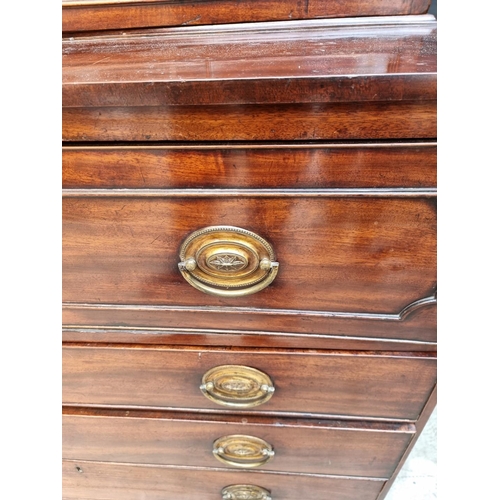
62, 188, 437, 198
63, 293, 437, 321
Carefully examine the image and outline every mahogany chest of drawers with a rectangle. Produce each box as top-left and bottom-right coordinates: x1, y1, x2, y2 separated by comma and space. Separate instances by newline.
62, 11, 437, 500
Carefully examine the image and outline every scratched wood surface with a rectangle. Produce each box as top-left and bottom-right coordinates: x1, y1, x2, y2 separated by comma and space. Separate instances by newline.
62, 0, 431, 33
63, 17, 436, 141
62, 17, 437, 108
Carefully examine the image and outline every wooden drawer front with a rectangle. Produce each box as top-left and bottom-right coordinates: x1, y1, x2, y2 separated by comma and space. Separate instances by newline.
63, 346, 436, 420
63, 0, 431, 33
63, 102, 436, 142
63, 460, 385, 500
63, 143, 436, 190
63, 196, 436, 314
62, 410, 414, 478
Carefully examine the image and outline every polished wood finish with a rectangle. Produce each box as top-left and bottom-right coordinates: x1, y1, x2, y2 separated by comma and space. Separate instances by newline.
63, 17, 436, 108
63, 101, 436, 142
62, 0, 431, 33
63, 345, 436, 420
63, 143, 437, 190
62, 408, 414, 477
62, 17, 436, 142
63, 197, 436, 313
62, 460, 385, 500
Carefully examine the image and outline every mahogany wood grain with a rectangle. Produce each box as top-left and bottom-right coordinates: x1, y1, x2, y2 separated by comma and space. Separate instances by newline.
62, 0, 431, 33
62, 298, 437, 345
62, 460, 385, 500
62, 409, 415, 477
63, 73, 436, 108
63, 143, 437, 190
62, 101, 436, 142
62, 345, 436, 420
63, 197, 436, 313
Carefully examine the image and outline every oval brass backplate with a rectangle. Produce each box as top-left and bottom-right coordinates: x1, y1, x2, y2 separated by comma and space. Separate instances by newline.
178, 226, 279, 297
222, 485, 272, 500
200, 365, 275, 408
213, 435, 275, 468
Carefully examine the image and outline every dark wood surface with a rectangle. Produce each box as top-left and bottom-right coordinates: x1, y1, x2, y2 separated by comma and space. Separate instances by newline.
63, 197, 436, 313
63, 345, 436, 420
62, 17, 436, 109
62, 460, 385, 500
63, 143, 436, 190
62, 0, 431, 33
62, 408, 415, 477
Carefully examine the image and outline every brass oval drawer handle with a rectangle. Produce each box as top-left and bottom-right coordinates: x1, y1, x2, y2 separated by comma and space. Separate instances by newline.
222, 485, 272, 500
178, 226, 279, 297
213, 435, 275, 468
200, 365, 275, 408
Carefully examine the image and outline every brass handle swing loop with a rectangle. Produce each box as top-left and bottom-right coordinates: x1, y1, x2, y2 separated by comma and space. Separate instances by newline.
212, 435, 275, 468
178, 226, 279, 297
200, 365, 275, 408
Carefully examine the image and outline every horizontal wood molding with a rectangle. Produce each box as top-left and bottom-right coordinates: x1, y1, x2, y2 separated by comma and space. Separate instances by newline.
62, 1, 432, 33
62, 188, 437, 197
63, 142, 437, 149
63, 74, 437, 108
62, 294, 437, 347
63, 406, 417, 430
64, 294, 437, 322
62, 328, 436, 351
